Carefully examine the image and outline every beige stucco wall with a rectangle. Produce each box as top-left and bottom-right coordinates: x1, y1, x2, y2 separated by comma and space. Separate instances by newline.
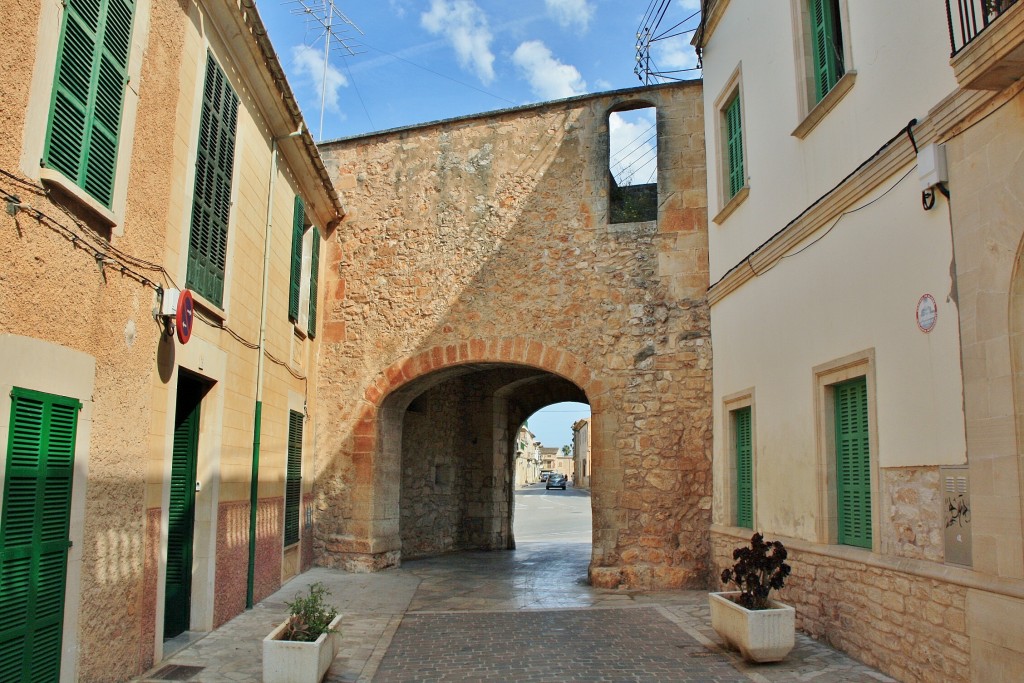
700, 0, 958, 280
1, 0, 334, 678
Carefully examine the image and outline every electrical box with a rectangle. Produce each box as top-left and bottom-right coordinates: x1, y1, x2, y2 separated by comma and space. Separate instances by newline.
160, 288, 181, 317
941, 466, 971, 567
918, 143, 948, 191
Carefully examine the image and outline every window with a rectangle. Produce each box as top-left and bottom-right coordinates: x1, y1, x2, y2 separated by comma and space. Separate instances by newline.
810, 0, 845, 103
43, 0, 137, 209
284, 410, 303, 547
288, 195, 323, 338
724, 93, 744, 200
1, 388, 80, 678
186, 54, 239, 308
733, 406, 753, 529
834, 376, 870, 548
608, 104, 658, 224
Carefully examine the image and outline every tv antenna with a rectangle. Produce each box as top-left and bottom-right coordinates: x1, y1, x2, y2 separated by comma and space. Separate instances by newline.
285, 0, 365, 140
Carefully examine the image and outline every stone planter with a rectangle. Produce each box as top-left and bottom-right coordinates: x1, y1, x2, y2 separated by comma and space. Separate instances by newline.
709, 591, 794, 663
263, 613, 343, 683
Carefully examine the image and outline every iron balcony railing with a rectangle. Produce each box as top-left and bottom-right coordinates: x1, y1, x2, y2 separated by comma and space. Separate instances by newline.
946, 0, 1019, 55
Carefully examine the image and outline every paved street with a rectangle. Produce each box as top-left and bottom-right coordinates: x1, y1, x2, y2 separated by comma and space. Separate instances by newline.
136, 489, 895, 683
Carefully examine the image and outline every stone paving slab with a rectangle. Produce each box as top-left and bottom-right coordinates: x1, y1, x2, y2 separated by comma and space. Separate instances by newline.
135, 545, 896, 683
373, 606, 749, 682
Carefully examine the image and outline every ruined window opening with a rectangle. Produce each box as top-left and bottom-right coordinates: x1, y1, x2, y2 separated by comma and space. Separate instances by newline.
609, 104, 658, 224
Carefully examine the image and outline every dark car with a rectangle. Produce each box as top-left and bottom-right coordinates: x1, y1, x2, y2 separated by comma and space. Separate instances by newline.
546, 473, 567, 490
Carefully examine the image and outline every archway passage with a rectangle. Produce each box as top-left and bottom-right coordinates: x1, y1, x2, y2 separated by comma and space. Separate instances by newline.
389, 364, 587, 558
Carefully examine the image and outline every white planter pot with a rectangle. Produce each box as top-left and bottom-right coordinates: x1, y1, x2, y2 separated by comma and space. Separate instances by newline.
709, 591, 795, 663
263, 613, 343, 683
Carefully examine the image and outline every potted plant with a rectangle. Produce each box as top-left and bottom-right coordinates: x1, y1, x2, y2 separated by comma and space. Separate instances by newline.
709, 533, 795, 663
263, 582, 343, 683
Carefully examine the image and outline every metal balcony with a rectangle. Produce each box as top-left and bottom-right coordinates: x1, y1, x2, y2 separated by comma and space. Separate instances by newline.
946, 0, 1024, 89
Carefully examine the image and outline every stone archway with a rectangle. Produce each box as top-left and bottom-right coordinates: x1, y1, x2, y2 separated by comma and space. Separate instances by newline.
313, 82, 712, 589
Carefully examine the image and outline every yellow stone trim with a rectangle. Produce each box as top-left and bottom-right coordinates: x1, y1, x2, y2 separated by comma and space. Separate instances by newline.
791, 71, 857, 139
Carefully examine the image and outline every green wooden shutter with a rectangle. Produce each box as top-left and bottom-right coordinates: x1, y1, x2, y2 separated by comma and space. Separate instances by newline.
725, 94, 744, 199
0, 388, 80, 681
44, 0, 136, 208
289, 196, 304, 322
835, 377, 871, 548
307, 227, 321, 338
811, 0, 845, 103
284, 411, 303, 547
734, 407, 753, 529
186, 54, 239, 308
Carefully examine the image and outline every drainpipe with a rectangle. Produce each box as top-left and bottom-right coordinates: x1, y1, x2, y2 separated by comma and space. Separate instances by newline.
247, 124, 305, 608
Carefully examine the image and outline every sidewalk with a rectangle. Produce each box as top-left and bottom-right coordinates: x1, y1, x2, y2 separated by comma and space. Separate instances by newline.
137, 543, 896, 682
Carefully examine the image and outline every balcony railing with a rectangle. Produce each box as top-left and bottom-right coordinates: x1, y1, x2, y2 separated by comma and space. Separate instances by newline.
947, 0, 1019, 55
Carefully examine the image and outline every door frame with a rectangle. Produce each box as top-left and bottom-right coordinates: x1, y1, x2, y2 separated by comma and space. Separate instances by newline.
155, 338, 225, 659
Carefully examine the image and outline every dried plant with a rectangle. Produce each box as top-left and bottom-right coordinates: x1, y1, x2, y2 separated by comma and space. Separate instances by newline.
720, 533, 792, 610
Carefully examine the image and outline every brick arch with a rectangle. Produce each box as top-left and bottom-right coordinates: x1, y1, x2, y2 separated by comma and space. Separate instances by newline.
361, 337, 606, 409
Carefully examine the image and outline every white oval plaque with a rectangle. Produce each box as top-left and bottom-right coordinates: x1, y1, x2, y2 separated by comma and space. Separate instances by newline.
917, 294, 937, 333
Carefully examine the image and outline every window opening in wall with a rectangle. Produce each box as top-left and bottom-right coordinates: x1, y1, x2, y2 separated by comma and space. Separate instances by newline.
609, 106, 658, 223
723, 92, 744, 200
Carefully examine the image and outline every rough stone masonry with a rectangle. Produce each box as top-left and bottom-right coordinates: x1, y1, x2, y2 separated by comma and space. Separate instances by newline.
313, 81, 712, 589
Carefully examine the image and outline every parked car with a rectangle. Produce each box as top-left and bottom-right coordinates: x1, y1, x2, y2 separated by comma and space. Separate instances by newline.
546, 473, 567, 490
540, 472, 551, 481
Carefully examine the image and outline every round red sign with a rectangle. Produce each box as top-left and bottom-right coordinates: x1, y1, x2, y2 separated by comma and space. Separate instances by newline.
176, 289, 194, 344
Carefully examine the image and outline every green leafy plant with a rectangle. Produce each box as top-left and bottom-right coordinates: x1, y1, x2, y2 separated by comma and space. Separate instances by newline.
720, 533, 792, 610
280, 582, 339, 642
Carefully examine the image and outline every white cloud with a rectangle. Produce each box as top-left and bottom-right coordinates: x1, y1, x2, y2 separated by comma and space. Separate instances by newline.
421, 0, 496, 84
512, 40, 586, 100
544, 0, 594, 31
291, 44, 348, 114
609, 109, 657, 186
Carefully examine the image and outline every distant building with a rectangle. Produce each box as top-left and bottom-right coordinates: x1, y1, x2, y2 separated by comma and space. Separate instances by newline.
572, 419, 591, 490
515, 425, 542, 485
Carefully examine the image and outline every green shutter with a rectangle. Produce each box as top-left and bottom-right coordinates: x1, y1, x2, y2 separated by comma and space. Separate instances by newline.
289, 196, 304, 322
811, 0, 845, 103
307, 227, 320, 338
835, 377, 871, 548
0, 388, 80, 680
725, 94, 744, 199
186, 54, 239, 308
284, 411, 303, 547
734, 407, 753, 529
44, 0, 136, 208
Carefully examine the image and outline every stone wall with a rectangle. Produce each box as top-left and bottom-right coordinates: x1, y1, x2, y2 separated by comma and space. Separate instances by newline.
315, 82, 712, 588
712, 531, 970, 682
882, 467, 944, 562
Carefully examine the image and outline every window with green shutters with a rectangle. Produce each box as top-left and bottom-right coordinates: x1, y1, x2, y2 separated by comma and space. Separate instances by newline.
724, 93, 744, 199
0, 388, 81, 680
733, 406, 753, 529
810, 0, 845, 103
284, 410, 303, 547
186, 54, 239, 308
308, 228, 320, 338
43, 0, 137, 208
835, 376, 871, 549
289, 196, 305, 322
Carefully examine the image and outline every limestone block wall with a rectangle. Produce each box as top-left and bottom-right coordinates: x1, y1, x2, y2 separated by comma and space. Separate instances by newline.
315, 82, 712, 588
712, 531, 971, 683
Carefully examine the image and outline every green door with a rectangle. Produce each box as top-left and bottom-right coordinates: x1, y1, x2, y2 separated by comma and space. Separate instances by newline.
164, 374, 203, 639
0, 388, 81, 682
835, 376, 871, 548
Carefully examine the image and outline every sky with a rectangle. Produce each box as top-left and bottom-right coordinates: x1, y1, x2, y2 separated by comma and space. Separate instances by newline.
252, 0, 703, 154
525, 402, 590, 450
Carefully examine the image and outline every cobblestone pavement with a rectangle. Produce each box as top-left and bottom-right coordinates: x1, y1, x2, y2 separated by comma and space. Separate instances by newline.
136, 543, 897, 683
